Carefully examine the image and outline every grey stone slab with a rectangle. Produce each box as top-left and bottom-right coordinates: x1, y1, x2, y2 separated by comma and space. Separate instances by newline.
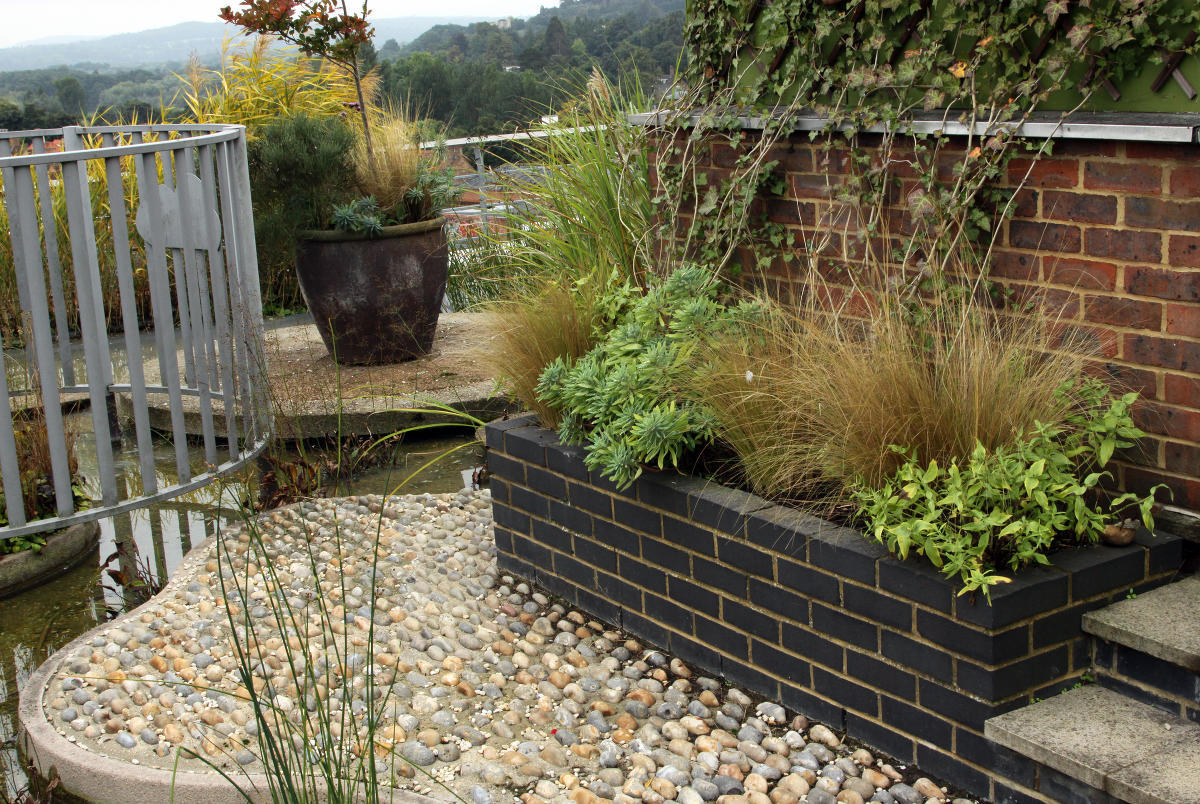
984, 686, 1200, 790
1083, 577, 1200, 672
1107, 731, 1200, 804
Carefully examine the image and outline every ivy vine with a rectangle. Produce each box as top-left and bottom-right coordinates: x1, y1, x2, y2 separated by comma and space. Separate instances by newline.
653, 0, 1200, 289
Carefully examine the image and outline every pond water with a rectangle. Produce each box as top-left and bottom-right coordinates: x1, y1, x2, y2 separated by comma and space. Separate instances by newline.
0, 408, 483, 798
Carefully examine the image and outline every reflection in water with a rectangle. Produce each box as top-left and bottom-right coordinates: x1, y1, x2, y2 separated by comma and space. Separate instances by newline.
0, 408, 481, 796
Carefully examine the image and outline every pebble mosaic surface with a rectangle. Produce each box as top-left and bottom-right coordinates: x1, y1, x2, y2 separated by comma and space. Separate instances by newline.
40, 490, 976, 804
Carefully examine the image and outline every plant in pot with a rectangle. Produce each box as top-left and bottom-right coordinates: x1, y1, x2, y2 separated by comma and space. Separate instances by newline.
223, 0, 460, 364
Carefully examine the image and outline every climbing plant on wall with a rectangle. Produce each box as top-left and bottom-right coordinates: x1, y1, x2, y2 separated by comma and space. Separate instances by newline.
653, 0, 1200, 287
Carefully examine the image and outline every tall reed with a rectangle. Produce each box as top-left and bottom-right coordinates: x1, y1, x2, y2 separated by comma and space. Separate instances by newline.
472, 71, 654, 423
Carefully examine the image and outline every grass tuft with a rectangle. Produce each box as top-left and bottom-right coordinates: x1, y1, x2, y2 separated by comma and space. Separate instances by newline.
693, 287, 1094, 508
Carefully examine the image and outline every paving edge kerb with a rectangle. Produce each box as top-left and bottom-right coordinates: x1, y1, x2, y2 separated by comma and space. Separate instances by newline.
17, 511, 444, 804
0, 520, 100, 599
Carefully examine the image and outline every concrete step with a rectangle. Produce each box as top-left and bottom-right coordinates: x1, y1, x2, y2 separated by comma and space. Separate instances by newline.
1083, 576, 1200, 673
1083, 576, 1200, 723
985, 685, 1200, 804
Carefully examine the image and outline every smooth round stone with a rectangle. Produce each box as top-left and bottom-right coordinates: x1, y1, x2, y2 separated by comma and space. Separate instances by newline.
237, 751, 257, 766
140, 728, 160, 745
714, 713, 740, 731
819, 764, 845, 784
692, 779, 720, 802
713, 776, 743, 796
887, 785, 922, 804
400, 743, 436, 766
115, 731, 137, 749
756, 703, 786, 724
60, 708, 77, 723
626, 700, 649, 719
843, 778, 876, 799
805, 789, 837, 804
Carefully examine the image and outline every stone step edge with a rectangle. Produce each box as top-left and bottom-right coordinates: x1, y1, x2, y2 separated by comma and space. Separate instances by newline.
1082, 576, 1200, 673
985, 685, 1200, 804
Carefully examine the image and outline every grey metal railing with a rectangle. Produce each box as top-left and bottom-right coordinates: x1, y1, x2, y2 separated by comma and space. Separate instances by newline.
0, 124, 270, 540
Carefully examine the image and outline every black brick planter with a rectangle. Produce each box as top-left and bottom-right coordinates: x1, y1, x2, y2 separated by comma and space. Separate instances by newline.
486, 415, 1183, 803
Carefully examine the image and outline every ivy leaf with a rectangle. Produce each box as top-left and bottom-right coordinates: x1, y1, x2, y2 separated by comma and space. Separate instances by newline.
1044, 0, 1068, 25
1066, 23, 1092, 49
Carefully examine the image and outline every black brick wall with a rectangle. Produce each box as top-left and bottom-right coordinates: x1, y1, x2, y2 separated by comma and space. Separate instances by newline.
486, 417, 1183, 802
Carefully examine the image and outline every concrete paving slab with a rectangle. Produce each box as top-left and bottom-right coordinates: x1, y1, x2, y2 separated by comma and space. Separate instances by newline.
1083, 577, 1200, 672
1107, 731, 1200, 804
127, 312, 511, 439
984, 685, 1200, 790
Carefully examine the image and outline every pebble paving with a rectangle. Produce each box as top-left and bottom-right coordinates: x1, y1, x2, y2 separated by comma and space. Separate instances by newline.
40, 489, 977, 804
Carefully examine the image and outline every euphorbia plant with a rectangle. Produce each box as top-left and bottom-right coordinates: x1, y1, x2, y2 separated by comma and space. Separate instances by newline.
219, 0, 376, 160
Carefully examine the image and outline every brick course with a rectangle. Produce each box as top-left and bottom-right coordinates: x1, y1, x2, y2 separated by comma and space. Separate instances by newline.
648, 132, 1200, 510
486, 416, 1183, 803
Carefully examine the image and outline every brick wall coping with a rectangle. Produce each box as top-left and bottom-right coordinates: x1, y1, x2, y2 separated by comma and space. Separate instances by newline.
628, 108, 1200, 143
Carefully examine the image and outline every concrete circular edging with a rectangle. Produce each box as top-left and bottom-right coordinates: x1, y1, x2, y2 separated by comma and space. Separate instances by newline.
0, 520, 101, 599
17, 508, 445, 804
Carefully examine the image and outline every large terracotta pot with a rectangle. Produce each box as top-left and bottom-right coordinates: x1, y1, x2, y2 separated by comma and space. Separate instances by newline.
295, 216, 448, 365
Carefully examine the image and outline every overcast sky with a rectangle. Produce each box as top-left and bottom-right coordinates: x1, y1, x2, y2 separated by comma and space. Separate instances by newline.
0, 0, 559, 48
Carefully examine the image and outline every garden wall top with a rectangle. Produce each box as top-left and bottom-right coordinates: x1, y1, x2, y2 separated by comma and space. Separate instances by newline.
628, 109, 1200, 143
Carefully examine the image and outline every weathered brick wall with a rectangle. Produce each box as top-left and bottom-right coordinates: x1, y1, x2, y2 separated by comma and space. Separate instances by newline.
652, 131, 1200, 512
486, 415, 1183, 803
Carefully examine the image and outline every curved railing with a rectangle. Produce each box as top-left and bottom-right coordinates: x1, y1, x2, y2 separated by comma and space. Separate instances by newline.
0, 124, 270, 539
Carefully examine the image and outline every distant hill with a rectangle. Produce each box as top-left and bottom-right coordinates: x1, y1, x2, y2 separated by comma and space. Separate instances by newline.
405, 0, 683, 54
0, 16, 496, 71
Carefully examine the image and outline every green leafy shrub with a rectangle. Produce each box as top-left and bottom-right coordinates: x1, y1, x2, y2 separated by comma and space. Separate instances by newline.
249, 113, 358, 245
536, 266, 760, 489
853, 380, 1163, 597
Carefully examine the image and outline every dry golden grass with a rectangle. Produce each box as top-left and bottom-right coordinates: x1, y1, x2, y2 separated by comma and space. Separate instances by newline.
352, 107, 420, 214
693, 289, 1092, 505
478, 279, 605, 428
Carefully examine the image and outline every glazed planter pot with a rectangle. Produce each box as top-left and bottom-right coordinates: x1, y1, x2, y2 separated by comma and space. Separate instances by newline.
295, 216, 448, 365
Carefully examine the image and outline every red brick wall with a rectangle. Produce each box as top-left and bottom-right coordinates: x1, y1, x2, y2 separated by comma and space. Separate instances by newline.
651, 131, 1200, 511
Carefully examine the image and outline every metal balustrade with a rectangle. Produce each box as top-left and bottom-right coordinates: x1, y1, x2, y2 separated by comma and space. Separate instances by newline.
0, 124, 270, 539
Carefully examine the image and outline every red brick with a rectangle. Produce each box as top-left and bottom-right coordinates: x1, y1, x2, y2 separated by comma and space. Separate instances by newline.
1166, 304, 1200, 338
1049, 323, 1118, 357
1125, 266, 1200, 302
766, 198, 817, 225
1125, 197, 1200, 233
1012, 188, 1039, 217
1125, 334, 1185, 370
1045, 257, 1118, 291
712, 143, 742, 169
1009, 221, 1081, 252
1126, 142, 1194, 161
1115, 435, 1161, 467
1083, 162, 1161, 195
1085, 229, 1162, 263
1058, 141, 1121, 158
790, 173, 839, 199
1084, 296, 1162, 331
1170, 165, 1200, 197
990, 250, 1040, 281
1167, 235, 1200, 268
1122, 466, 1200, 510
1165, 373, 1200, 408
1007, 158, 1079, 189
1133, 401, 1200, 442
1165, 442, 1200, 475
1084, 361, 1159, 399
767, 144, 814, 174
1042, 190, 1118, 224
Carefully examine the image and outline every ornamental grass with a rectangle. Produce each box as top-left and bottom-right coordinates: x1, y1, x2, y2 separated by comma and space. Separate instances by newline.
692, 277, 1094, 508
